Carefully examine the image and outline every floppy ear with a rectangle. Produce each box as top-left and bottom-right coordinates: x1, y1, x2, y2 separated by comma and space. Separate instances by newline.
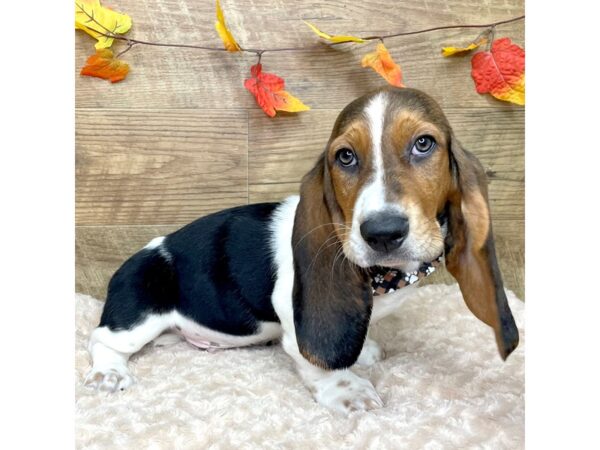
445, 136, 519, 360
291, 154, 372, 370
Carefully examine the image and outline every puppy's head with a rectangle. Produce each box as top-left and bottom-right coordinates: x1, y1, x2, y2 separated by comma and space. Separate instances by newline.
292, 87, 519, 369
324, 87, 453, 271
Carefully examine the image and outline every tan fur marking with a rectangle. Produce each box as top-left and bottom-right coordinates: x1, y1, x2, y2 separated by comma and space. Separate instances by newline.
301, 348, 330, 370
461, 191, 490, 251
328, 120, 374, 241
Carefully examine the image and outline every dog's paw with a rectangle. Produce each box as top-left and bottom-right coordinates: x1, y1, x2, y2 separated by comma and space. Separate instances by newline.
356, 338, 385, 366
312, 370, 383, 415
84, 366, 135, 393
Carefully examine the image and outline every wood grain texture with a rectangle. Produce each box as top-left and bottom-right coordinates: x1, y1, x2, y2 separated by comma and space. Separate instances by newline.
75, 0, 524, 299
75, 0, 523, 110
76, 109, 248, 225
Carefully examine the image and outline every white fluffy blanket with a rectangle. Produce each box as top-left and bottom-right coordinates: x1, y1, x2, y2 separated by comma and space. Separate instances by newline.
75, 284, 524, 449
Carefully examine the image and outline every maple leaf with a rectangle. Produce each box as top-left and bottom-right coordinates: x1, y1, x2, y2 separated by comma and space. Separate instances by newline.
442, 37, 488, 57
303, 21, 366, 44
471, 37, 524, 105
215, 0, 241, 52
80, 49, 130, 83
75, 0, 132, 50
361, 43, 404, 87
244, 64, 310, 117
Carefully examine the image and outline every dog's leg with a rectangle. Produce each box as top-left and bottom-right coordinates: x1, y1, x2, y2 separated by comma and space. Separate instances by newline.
272, 269, 383, 413
353, 285, 419, 367
370, 284, 417, 324
356, 336, 385, 366
85, 313, 174, 392
280, 332, 383, 414
85, 238, 180, 392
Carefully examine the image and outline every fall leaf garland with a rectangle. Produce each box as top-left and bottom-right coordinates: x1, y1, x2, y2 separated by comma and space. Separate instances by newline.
75, 0, 131, 49
361, 43, 404, 88
80, 49, 130, 83
303, 21, 366, 44
470, 37, 525, 105
75, 0, 525, 113
215, 0, 241, 52
243, 64, 310, 117
442, 29, 524, 105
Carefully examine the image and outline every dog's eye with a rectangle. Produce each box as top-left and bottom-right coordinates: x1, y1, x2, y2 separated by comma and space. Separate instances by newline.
411, 135, 436, 156
336, 148, 358, 167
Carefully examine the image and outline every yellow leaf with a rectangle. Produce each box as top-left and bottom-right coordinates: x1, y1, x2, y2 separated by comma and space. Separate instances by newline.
303, 21, 366, 44
75, 0, 132, 50
215, 0, 241, 52
361, 43, 404, 87
442, 37, 487, 57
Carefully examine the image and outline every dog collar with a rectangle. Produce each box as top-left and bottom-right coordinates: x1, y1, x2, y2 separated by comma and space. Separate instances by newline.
369, 255, 443, 296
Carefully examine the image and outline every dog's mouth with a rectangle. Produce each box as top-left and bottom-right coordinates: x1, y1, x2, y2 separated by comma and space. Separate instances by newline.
343, 245, 421, 272
344, 236, 443, 272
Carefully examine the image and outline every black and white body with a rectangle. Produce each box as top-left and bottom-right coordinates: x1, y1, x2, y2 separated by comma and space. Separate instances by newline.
85, 87, 519, 415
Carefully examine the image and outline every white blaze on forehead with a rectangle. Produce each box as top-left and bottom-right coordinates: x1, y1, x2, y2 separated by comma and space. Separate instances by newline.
364, 92, 386, 181
357, 93, 388, 216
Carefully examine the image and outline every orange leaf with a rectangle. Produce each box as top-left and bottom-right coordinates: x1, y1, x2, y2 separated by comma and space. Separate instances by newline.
243, 64, 310, 117
215, 0, 240, 52
361, 43, 404, 87
80, 49, 129, 83
471, 37, 525, 105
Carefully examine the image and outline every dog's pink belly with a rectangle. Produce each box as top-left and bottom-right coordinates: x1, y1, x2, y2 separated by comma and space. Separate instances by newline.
172, 312, 282, 351
181, 333, 226, 352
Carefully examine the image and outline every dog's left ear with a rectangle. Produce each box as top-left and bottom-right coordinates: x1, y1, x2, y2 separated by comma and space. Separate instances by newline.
445, 135, 519, 360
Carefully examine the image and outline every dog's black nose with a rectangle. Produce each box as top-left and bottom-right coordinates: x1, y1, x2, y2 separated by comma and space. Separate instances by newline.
360, 213, 409, 253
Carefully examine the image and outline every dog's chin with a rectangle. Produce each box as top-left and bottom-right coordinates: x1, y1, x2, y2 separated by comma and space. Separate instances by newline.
372, 257, 421, 272
346, 243, 440, 272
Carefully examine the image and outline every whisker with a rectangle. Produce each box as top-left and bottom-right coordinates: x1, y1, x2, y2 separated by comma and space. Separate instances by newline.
293, 222, 352, 250
305, 230, 352, 276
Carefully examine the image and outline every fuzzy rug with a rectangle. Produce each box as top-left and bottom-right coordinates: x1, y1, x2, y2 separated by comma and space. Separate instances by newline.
75, 284, 524, 449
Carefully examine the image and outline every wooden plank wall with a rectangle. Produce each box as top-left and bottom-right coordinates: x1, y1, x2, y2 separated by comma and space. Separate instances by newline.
76, 0, 525, 300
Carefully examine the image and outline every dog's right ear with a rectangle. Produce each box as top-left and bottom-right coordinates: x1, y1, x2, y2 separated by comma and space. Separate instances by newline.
445, 135, 519, 360
291, 154, 372, 370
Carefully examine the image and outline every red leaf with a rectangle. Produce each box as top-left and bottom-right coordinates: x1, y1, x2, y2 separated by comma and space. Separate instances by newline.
471, 38, 524, 105
243, 64, 309, 117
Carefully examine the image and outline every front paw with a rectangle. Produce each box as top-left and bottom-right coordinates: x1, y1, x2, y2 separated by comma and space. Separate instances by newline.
357, 338, 385, 366
312, 370, 383, 415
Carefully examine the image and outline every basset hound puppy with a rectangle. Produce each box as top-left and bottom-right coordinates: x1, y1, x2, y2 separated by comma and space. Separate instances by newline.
85, 86, 519, 414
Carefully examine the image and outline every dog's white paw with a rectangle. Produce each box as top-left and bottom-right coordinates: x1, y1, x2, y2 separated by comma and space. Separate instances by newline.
312, 370, 383, 415
84, 366, 135, 392
357, 338, 385, 366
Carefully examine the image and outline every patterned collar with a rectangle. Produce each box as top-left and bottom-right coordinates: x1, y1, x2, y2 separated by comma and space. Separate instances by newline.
369, 255, 443, 296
